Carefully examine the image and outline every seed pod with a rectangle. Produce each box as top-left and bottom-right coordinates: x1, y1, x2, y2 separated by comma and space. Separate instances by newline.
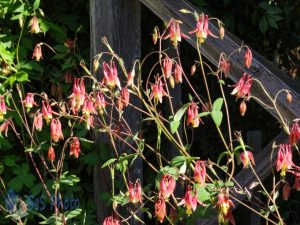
240, 101, 247, 116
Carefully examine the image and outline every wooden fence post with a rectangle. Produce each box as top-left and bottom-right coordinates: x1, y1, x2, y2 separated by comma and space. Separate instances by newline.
90, 0, 142, 223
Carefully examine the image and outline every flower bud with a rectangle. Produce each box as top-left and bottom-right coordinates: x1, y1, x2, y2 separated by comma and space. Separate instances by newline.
191, 64, 196, 76
283, 182, 291, 200
169, 76, 175, 88
174, 64, 183, 83
239, 101, 247, 117
219, 26, 225, 39
155, 197, 166, 223
34, 111, 43, 131
163, 57, 172, 78
152, 27, 158, 45
93, 58, 99, 72
287, 92, 292, 103
48, 146, 55, 163
244, 48, 252, 68
50, 118, 64, 142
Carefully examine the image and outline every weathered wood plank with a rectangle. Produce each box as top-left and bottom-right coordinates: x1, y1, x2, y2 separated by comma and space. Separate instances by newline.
90, 0, 142, 223
197, 131, 287, 225
140, 0, 300, 123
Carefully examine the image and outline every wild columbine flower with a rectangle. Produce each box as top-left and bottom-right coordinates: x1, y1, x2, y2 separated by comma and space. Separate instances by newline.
194, 160, 206, 186
163, 57, 173, 78
95, 91, 106, 114
231, 73, 252, 100
102, 61, 121, 90
32, 43, 43, 61
294, 176, 300, 191
70, 137, 81, 158
24, 93, 36, 110
82, 97, 97, 116
289, 122, 300, 145
160, 174, 176, 199
69, 78, 86, 114
48, 146, 55, 163
189, 14, 217, 44
103, 216, 120, 225
240, 151, 255, 168
283, 182, 291, 200
187, 102, 201, 128
33, 111, 43, 131
30, 16, 41, 34
174, 64, 183, 83
164, 19, 189, 47
0, 120, 10, 137
244, 48, 252, 68
218, 55, 231, 77
0, 96, 7, 121
178, 186, 204, 215
155, 196, 166, 223
42, 100, 52, 123
50, 118, 64, 142
150, 77, 167, 104
128, 180, 142, 204
216, 192, 235, 225
276, 144, 294, 177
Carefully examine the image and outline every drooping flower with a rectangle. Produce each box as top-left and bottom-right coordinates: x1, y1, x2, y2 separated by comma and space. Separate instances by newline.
0, 120, 10, 137
218, 55, 231, 77
127, 69, 135, 86
70, 137, 81, 158
150, 77, 167, 104
189, 14, 217, 44
194, 160, 206, 186
85, 115, 94, 130
118, 87, 130, 112
102, 61, 121, 90
32, 43, 43, 61
95, 91, 106, 114
155, 196, 166, 223
48, 146, 55, 163
164, 19, 189, 47
69, 78, 86, 114
283, 182, 291, 201
216, 192, 235, 225
33, 111, 43, 131
244, 48, 252, 69
0, 96, 7, 121
24, 93, 36, 110
289, 122, 300, 145
102, 216, 120, 225
163, 57, 173, 78
240, 151, 255, 168
160, 174, 176, 199
231, 73, 252, 100
276, 144, 294, 177
82, 97, 97, 116
187, 102, 201, 128
174, 64, 183, 83
178, 186, 204, 215
128, 180, 142, 204
30, 16, 41, 34
42, 100, 52, 123
50, 118, 64, 142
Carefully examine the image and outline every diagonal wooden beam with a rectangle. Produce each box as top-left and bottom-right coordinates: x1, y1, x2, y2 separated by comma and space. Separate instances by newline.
197, 131, 287, 225
140, 0, 300, 123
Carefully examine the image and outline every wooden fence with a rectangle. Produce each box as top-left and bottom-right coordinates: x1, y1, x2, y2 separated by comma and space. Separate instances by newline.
90, 0, 300, 224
